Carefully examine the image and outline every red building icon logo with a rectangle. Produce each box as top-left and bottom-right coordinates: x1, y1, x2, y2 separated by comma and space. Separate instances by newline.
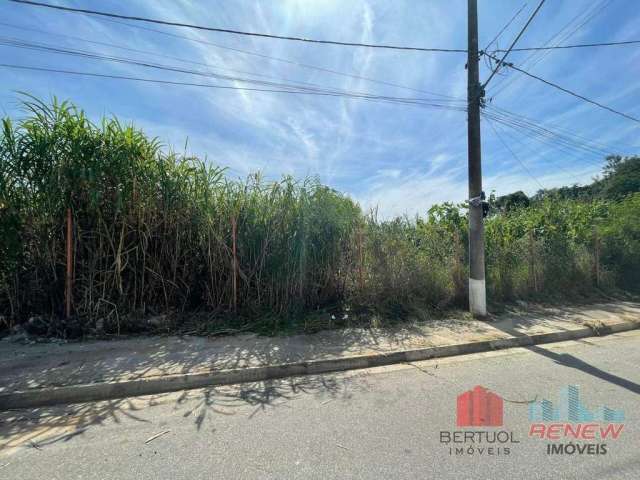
457, 385, 504, 427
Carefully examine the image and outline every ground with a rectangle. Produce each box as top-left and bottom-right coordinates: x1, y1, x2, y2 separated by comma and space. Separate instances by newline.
1, 330, 639, 479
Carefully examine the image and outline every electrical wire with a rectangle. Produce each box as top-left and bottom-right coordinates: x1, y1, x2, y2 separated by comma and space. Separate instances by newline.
3, 43, 622, 167
99, 17, 464, 101
491, 112, 599, 184
481, 108, 615, 166
490, 0, 611, 98
490, 109, 602, 178
486, 115, 546, 190
484, 3, 528, 53
490, 1, 608, 96
0, 18, 466, 103
485, 104, 638, 154
482, 0, 546, 89
482, 109, 616, 163
484, 53, 640, 123
484, 106, 614, 157
495, 39, 640, 52
16, 0, 631, 56
0, 36, 468, 109
0, 17, 464, 102
482, 119, 602, 193
0, 63, 470, 112
5, 2, 634, 189
8, 0, 467, 53
0, 21, 357, 91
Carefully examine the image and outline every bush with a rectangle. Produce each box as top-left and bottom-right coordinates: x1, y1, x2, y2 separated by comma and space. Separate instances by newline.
600, 193, 640, 289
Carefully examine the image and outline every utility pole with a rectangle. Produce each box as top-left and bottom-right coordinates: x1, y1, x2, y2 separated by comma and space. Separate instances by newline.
464, 0, 544, 318
467, 0, 486, 318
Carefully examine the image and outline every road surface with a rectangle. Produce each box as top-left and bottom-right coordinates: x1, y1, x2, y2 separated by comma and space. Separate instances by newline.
1, 330, 639, 479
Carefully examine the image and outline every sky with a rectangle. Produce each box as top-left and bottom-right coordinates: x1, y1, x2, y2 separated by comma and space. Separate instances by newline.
1, 0, 638, 218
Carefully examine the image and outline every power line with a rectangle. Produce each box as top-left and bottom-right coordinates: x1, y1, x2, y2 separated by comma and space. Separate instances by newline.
484, 3, 528, 53
6, 3, 633, 163
0, 21, 341, 91
24, 0, 633, 56
484, 52, 640, 123
486, 166, 596, 194
484, 106, 616, 157
489, 0, 611, 98
482, 112, 620, 186
7, 35, 624, 159
485, 104, 637, 154
8, 0, 467, 53
493, 113, 597, 185
100, 18, 464, 101
485, 115, 546, 190
489, 1, 607, 96
487, 109, 602, 173
482, 3, 528, 75
495, 39, 640, 52
0, 19, 463, 102
0, 36, 469, 109
0, 63, 470, 112
482, 0, 546, 89
0, 26, 468, 104
481, 107, 617, 170
482, 109, 617, 163
0, 36, 397, 98
0, 37, 330, 93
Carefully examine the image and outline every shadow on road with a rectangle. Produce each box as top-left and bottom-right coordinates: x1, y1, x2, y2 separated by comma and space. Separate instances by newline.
525, 343, 640, 395
488, 301, 640, 395
0, 311, 486, 454
0, 370, 372, 453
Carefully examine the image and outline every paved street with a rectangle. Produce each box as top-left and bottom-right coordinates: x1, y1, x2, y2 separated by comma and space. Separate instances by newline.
1, 330, 639, 479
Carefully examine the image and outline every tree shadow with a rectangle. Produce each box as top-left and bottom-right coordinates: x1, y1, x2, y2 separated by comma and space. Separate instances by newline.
0, 369, 371, 453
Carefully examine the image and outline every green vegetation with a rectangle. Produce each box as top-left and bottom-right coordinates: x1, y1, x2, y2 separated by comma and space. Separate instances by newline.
1, 97, 638, 336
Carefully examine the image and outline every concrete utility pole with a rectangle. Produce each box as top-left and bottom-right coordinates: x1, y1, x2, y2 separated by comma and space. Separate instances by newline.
467, 0, 486, 318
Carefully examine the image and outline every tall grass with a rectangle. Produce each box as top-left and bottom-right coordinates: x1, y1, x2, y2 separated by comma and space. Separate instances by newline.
0, 97, 360, 331
1, 97, 637, 335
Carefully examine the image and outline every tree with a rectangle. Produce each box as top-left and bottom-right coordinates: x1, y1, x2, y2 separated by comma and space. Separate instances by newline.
601, 155, 640, 199
493, 190, 530, 213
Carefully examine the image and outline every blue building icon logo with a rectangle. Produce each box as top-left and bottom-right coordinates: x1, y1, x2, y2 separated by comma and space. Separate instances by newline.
529, 385, 624, 422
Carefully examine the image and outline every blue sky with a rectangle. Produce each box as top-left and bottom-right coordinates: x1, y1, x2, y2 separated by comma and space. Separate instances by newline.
1, 0, 638, 217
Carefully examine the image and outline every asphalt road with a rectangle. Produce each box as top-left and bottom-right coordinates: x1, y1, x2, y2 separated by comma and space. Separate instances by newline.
1, 330, 639, 479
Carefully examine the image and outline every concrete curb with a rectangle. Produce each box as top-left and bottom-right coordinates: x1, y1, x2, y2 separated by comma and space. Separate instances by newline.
1, 320, 638, 410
